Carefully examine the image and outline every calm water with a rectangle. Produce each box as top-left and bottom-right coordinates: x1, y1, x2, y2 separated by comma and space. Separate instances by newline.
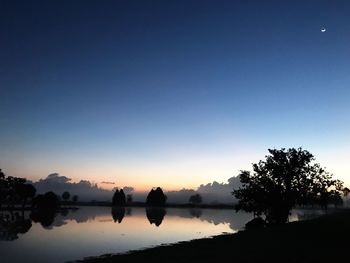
0, 206, 321, 263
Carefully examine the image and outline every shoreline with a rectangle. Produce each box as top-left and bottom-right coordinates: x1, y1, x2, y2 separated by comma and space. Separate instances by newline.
74, 209, 350, 263
75, 202, 237, 209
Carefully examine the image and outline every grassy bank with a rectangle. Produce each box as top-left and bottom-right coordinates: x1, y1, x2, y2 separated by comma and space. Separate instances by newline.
76, 209, 350, 263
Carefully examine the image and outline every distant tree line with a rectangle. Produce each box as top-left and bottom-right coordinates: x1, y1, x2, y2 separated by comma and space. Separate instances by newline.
112, 187, 168, 207
0, 169, 36, 210
189, 193, 202, 205
0, 169, 79, 211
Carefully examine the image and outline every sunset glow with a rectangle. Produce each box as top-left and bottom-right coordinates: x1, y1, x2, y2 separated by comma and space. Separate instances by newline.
1, 0, 350, 191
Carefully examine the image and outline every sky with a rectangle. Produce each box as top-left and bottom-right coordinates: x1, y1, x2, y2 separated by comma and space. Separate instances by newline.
1, 0, 350, 191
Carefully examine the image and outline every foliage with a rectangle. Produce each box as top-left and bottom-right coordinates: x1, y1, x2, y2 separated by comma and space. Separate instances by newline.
146, 187, 167, 206
72, 195, 79, 202
30, 209, 56, 228
32, 192, 60, 211
126, 194, 133, 204
112, 189, 126, 206
15, 184, 36, 209
0, 169, 8, 208
189, 193, 202, 204
233, 148, 344, 224
62, 191, 70, 201
0, 169, 37, 209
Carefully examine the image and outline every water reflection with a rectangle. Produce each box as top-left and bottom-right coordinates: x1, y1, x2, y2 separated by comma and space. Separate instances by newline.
0, 212, 32, 241
30, 210, 56, 228
189, 208, 202, 218
0, 207, 250, 243
111, 207, 125, 223
0, 207, 325, 263
0, 207, 324, 241
146, 207, 166, 227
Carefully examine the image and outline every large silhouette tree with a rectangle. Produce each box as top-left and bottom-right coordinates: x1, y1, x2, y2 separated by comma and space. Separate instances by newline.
112, 189, 126, 206
233, 148, 344, 224
146, 187, 167, 206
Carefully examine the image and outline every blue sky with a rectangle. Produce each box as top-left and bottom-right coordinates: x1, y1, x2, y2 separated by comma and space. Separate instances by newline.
1, 0, 350, 190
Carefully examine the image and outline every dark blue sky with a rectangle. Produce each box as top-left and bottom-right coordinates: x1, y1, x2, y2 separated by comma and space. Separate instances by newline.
1, 0, 350, 189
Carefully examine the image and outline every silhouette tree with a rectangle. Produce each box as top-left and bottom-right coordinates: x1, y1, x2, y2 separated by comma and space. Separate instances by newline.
112, 189, 120, 205
15, 184, 36, 209
0, 169, 6, 209
343, 187, 350, 198
112, 189, 126, 206
0, 172, 38, 210
32, 192, 60, 211
233, 148, 344, 224
146, 187, 167, 206
119, 189, 126, 205
72, 195, 79, 203
126, 194, 133, 204
62, 191, 70, 202
5, 176, 26, 209
189, 193, 202, 205
0, 169, 5, 179
31, 192, 59, 228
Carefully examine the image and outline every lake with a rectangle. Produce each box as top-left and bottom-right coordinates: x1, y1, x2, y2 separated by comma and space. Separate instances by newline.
0, 206, 322, 263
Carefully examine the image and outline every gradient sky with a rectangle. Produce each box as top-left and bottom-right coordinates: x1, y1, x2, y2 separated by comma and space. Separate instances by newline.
1, 0, 350, 191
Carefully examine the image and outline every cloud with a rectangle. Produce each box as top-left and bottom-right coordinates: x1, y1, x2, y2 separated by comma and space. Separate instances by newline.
101, 181, 115, 184
162, 176, 241, 204
40, 173, 71, 184
166, 188, 197, 203
31, 173, 242, 204
122, 186, 134, 193
33, 173, 113, 202
196, 175, 241, 204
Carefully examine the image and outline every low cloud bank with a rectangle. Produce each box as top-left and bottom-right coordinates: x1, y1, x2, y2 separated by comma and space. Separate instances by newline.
31, 173, 242, 204
166, 189, 197, 203
32, 173, 112, 202
196, 176, 242, 204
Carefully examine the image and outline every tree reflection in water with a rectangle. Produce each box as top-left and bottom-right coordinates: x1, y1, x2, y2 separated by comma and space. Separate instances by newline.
111, 207, 125, 223
189, 208, 202, 218
0, 212, 32, 241
0, 206, 261, 241
146, 207, 166, 227
30, 210, 57, 228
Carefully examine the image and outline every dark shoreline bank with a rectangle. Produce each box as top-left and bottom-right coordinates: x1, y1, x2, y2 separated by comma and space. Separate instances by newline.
74, 209, 350, 263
